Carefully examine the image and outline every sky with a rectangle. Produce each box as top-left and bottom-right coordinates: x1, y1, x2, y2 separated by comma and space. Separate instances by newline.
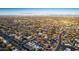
0, 8, 79, 15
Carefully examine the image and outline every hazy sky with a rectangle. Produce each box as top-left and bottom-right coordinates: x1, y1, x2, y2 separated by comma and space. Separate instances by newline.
0, 8, 79, 15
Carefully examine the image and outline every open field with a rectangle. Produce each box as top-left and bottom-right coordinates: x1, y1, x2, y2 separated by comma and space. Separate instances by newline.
0, 16, 79, 51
